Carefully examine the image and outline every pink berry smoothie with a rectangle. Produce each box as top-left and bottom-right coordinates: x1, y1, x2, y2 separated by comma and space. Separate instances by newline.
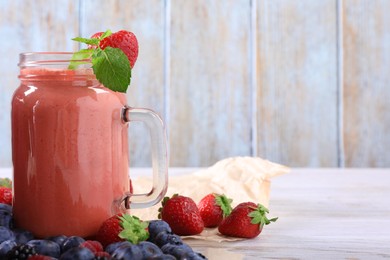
12, 68, 130, 238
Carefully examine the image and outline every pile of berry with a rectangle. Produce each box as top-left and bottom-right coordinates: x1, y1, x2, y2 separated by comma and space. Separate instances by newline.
1, 175, 277, 259
0, 202, 206, 259
0, 177, 207, 259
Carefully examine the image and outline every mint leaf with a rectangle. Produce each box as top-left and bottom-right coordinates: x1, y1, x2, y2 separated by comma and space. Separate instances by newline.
72, 37, 99, 46
100, 29, 112, 40
92, 47, 131, 93
69, 30, 132, 93
68, 49, 93, 69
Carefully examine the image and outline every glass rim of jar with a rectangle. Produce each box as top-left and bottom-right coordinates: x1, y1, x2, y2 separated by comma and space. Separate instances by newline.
18, 52, 92, 68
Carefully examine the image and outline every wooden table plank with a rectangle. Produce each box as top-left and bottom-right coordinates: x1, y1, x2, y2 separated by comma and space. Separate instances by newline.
169, 0, 253, 166
343, 0, 390, 167
256, 0, 339, 167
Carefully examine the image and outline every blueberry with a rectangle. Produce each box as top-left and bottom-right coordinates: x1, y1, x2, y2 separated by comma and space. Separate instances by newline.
0, 226, 15, 243
0, 203, 12, 213
0, 204, 13, 229
148, 254, 176, 260
60, 236, 85, 253
27, 239, 61, 258
183, 251, 208, 259
138, 241, 163, 258
59, 246, 94, 260
0, 240, 17, 256
148, 220, 172, 242
111, 244, 143, 260
154, 231, 183, 247
47, 235, 67, 246
161, 243, 193, 258
13, 229, 34, 244
105, 241, 132, 255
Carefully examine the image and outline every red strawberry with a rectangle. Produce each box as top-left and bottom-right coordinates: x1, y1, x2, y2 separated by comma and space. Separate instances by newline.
96, 214, 149, 247
88, 31, 103, 49
99, 30, 139, 68
80, 240, 103, 253
218, 202, 278, 239
91, 31, 103, 39
158, 194, 204, 236
0, 187, 12, 205
198, 193, 232, 228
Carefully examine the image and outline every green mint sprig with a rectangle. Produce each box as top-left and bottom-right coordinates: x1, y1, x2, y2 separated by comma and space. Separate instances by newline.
69, 29, 131, 93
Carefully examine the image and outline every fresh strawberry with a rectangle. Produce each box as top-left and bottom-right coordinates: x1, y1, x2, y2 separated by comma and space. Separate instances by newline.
96, 214, 149, 247
71, 29, 138, 92
198, 193, 233, 228
99, 30, 139, 68
91, 31, 103, 39
0, 187, 12, 205
80, 240, 103, 253
158, 194, 204, 236
218, 202, 278, 239
87, 31, 103, 49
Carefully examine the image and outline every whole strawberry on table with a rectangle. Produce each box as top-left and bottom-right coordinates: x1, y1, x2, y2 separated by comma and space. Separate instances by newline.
159, 193, 278, 239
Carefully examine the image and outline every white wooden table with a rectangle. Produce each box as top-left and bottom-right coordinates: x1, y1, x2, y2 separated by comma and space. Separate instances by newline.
1, 168, 390, 259
188, 168, 390, 260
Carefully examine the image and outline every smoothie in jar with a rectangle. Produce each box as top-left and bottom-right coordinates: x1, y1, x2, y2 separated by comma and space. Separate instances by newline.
12, 60, 130, 238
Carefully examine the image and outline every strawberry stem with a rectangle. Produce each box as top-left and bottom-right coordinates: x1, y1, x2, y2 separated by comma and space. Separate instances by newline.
118, 214, 149, 244
248, 204, 278, 227
214, 194, 233, 218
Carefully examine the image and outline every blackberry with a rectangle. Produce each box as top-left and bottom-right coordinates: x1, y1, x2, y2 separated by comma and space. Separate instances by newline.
6, 244, 37, 259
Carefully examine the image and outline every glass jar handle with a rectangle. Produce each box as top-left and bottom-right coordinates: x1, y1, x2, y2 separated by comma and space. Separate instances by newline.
121, 106, 168, 209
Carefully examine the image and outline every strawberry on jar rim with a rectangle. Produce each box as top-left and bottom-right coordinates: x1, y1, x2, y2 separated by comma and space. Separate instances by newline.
86, 30, 138, 68
99, 30, 139, 68
71, 29, 139, 92
87, 31, 103, 49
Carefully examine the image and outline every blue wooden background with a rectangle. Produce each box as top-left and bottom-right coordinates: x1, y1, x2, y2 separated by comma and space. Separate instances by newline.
0, 0, 389, 168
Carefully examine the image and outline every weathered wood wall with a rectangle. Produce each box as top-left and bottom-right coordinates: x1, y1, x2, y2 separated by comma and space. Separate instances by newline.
0, 0, 389, 168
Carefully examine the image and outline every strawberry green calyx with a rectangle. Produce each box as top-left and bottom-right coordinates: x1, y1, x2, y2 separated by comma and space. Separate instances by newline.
158, 194, 178, 219
0, 178, 12, 188
214, 193, 233, 218
118, 214, 149, 244
248, 204, 278, 228
69, 29, 131, 93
